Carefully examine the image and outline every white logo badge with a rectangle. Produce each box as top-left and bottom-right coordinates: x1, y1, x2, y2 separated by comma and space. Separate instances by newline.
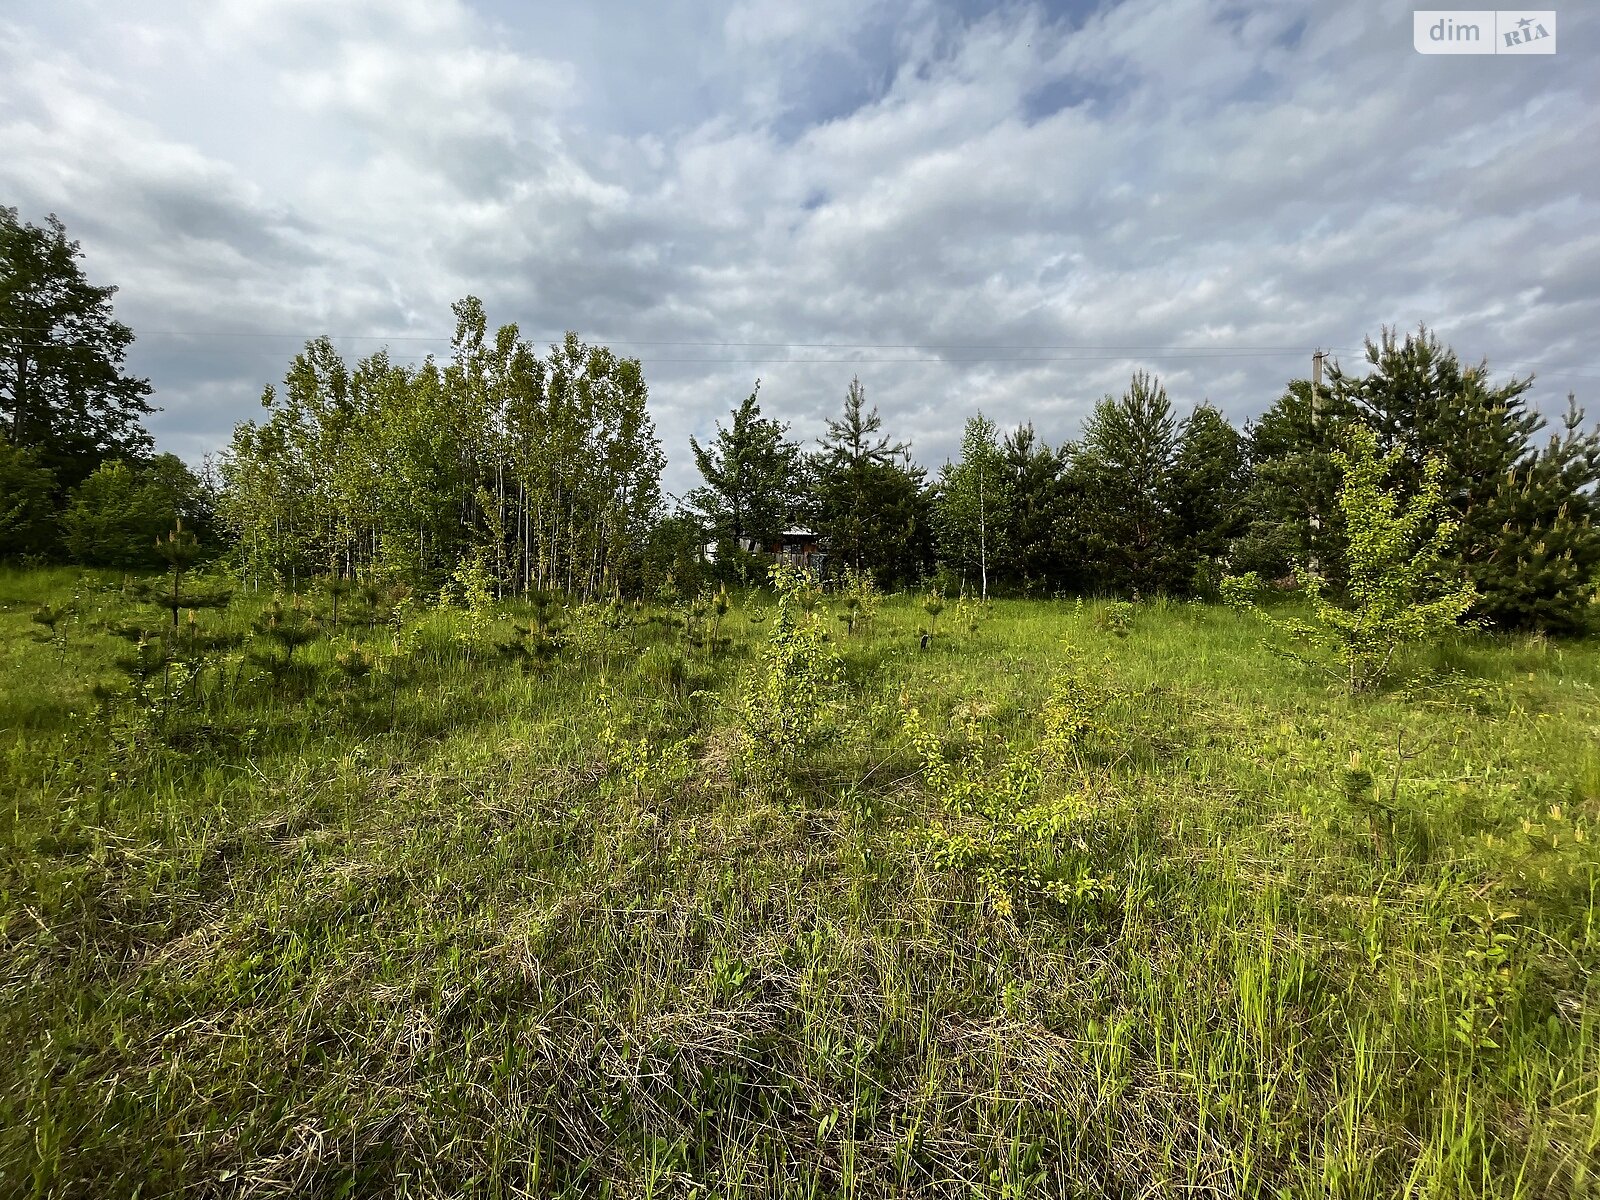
1414, 10, 1555, 54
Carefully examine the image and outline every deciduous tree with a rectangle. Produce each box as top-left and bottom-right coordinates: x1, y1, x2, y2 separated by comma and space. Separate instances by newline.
1, 208, 154, 489
0, 434, 56, 559
936, 413, 1009, 598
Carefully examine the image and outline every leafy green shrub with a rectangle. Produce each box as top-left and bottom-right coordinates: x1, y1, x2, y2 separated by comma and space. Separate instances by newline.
595, 684, 696, 804
736, 563, 845, 787
901, 668, 1115, 918
951, 588, 993, 637
566, 597, 632, 675
60, 455, 212, 568
1092, 599, 1135, 639
0, 434, 56, 559
1225, 427, 1475, 693
61, 461, 173, 567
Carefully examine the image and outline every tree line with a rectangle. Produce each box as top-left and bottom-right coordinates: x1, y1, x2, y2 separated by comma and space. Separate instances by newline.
680, 332, 1600, 634
220, 297, 663, 596
4, 206, 1599, 633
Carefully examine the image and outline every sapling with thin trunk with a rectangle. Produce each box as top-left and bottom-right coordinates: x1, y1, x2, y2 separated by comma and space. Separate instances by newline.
144, 521, 233, 632
923, 589, 944, 643
250, 599, 321, 689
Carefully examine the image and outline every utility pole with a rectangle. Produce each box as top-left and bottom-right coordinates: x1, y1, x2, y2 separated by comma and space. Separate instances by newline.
1308, 350, 1326, 579
1312, 351, 1324, 426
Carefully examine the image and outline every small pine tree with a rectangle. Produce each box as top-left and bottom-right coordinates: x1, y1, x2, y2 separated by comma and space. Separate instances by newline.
144, 520, 232, 631
249, 599, 321, 686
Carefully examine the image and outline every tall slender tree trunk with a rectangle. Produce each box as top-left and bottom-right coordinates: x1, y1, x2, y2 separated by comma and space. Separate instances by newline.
978, 458, 988, 600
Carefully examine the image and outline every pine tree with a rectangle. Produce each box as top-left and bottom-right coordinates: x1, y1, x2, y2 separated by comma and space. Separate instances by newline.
687, 383, 807, 554
812, 377, 927, 584
1240, 377, 1361, 586
1072, 372, 1183, 596
1169, 403, 1251, 591
1331, 325, 1600, 633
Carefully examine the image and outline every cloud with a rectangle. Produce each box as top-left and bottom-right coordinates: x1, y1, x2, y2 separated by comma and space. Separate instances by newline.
1, 0, 1596, 490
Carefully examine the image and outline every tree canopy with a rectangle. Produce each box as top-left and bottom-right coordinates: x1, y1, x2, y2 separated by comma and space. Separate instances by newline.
0, 215, 1589, 635
936, 414, 1010, 599
812, 378, 929, 586
221, 301, 664, 595
1071, 372, 1183, 597
1, 207, 154, 489
687, 384, 808, 554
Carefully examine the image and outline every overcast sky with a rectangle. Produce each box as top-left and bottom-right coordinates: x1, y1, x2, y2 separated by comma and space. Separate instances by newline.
3, 0, 1596, 496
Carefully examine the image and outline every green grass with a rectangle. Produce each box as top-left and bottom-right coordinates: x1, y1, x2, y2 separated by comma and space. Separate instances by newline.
1, 568, 1597, 1198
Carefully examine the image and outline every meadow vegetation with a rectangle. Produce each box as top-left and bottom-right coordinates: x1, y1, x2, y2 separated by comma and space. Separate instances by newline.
2, 563, 1597, 1198
5, 204, 1600, 1198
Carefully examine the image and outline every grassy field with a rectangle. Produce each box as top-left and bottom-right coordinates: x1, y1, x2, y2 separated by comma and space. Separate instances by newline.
1, 565, 1597, 1199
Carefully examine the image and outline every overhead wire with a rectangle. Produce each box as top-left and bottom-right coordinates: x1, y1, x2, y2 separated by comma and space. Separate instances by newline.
1, 325, 1595, 378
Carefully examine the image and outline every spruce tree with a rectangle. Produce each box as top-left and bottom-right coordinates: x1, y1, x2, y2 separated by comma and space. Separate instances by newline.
1481, 395, 1600, 633
687, 383, 807, 555
813, 378, 928, 585
1001, 424, 1069, 593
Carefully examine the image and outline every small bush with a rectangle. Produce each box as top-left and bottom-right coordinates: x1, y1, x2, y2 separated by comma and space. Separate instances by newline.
1225, 427, 1475, 693
736, 563, 845, 788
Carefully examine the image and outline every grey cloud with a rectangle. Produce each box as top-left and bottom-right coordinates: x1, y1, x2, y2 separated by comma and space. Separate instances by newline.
1, 0, 1596, 499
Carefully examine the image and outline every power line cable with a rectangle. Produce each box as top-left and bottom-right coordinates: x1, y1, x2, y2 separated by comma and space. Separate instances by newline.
3, 325, 1596, 377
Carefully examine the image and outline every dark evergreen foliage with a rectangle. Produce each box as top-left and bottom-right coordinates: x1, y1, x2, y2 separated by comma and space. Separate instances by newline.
1071, 372, 1184, 597
1170, 403, 1252, 594
687, 383, 809, 554
0, 434, 57, 559
999, 424, 1070, 594
812, 378, 931, 586
1333, 326, 1600, 633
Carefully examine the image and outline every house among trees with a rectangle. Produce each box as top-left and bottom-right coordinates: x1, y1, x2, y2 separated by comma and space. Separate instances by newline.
773, 530, 824, 568
702, 530, 826, 569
